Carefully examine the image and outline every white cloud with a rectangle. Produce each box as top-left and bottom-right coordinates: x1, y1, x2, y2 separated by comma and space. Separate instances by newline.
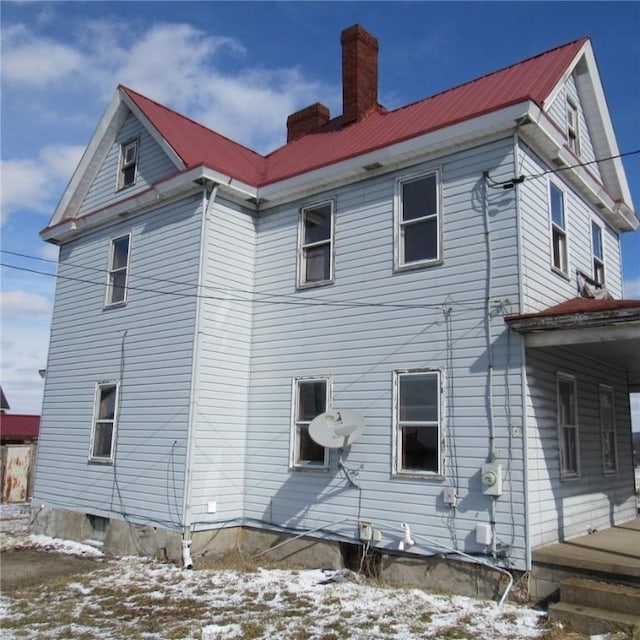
623, 278, 640, 299
1, 291, 52, 316
41, 244, 59, 261
1, 24, 84, 86
0, 144, 85, 223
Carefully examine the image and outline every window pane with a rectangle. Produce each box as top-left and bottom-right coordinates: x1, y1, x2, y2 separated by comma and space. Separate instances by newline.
402, 175, 437, 221
401, 426, 438, 472
92, 421, 113, 458
304, 245, 331, 282
109, 271, 127, 303
404, 218, 438, 263
594, 261, 605, 285
600, 390, 612, 427
124, 142, 137, 164
562, 427, 577, 473
112, 237, 130, 270
603, 431, 616, 471
304, 205, 332, 244
298, 425, 325, 464
298, 381, 326, 421
123, 164, 136, 186
98, 386, 117, 420
552, 229, 566, 272
550, 185, 564, 228
400, 374, 438, 422
558, 379, 575, 425
592, 222, 603, 259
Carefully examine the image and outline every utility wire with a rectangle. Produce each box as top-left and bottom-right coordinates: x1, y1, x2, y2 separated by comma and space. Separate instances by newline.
526, 149, 640, 180
1, 261, 491, 312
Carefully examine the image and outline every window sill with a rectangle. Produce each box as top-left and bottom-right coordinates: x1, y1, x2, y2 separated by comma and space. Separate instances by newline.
560, 472, 580, 481
103, 300, 128, 310
88, 458, 114, 465
116, 183, 137, 192
395, 258, 443, 273
551, 266, 571, 281
289, 464, 330, 473
296, 279, 335, 291
393, 471, 445, 481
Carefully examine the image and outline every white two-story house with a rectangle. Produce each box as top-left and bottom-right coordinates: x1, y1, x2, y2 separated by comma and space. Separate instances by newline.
33, 25, 639, 598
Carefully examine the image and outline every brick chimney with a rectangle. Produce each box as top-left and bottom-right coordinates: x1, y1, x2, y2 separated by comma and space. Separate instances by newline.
286, 102, 330, 143
341, 24, 379, 126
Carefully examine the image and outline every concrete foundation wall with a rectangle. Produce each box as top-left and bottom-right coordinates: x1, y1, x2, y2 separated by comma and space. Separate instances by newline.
30, 504, 520, 601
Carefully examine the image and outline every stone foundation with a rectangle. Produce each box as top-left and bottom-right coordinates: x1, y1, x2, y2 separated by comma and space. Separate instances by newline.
29, 504, 520, 601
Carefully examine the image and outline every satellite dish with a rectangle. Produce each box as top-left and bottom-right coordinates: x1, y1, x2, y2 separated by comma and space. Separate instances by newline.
309, 409, 365, 449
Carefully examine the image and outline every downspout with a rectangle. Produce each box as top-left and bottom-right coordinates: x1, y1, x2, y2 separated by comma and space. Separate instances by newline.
182, 182, 219, 568
482, 170, 498, 557
513, 132, 532, 572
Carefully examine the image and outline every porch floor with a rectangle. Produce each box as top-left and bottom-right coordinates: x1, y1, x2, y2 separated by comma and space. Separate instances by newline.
532, 517, 640, 578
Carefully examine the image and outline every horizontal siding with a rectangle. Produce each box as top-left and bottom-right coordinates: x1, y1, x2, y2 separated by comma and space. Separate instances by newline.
35, 193, 203, 529
245, 138, 529, 568
190, 196, 256, 527
78, 112, 177, 215
518, 141, 622, 311
525, 347, 636, 548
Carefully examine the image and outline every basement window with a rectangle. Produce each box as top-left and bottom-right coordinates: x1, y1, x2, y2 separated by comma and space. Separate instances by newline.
118, 139, 138, 189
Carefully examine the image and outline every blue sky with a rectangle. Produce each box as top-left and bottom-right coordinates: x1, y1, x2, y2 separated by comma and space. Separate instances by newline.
1, 1, 639, 416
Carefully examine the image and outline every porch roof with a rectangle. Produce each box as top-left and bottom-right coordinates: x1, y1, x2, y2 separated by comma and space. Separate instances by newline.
505, 298, 640, 391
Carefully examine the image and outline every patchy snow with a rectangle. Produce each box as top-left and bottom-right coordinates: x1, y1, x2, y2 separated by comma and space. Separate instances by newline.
0, 503, 607, 639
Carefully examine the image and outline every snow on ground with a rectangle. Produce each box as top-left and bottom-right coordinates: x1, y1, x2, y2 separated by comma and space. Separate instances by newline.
0, 503, 580, 639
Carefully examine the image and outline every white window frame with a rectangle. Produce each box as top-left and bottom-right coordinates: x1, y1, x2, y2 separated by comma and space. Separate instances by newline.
297, 200, 335, 288
290, 376, 331, 470
591, 220, 605, 285
557, 373, 580, 479
549, 181, 568, 277
394, 170, 442, 270
105, 233, 131, 307
392, 369, 443, 478
566, 97, 580, 157
599, 385, 617, 475
89, 381, 120, 463
118, 138, 139, 189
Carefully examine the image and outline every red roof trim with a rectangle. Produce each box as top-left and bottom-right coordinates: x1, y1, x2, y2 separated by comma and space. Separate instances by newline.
0, 414, 40, 440
506, 297, 640, 322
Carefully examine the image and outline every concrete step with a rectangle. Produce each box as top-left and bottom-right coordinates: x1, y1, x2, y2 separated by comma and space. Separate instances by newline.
560, 577, 640, 616
548, 601, 640, 636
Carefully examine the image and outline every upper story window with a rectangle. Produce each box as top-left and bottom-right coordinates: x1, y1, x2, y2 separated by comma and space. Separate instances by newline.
557, 373, 579, 479
599, 385, 617, 475
549, 182, 568, 276
89, 382, 119, 463
291, 377, 330, 469
393, 369, 442, 477
591, 221, 605, 285
395, 171, 441, 270
118, 139, 138, 189
106, 234, 130, 306
566, 97, 580, 157
298, 201, 334, 287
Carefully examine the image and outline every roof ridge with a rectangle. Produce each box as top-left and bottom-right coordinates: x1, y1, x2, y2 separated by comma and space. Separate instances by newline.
119, 85, 267, 162
388, 36, 589, 117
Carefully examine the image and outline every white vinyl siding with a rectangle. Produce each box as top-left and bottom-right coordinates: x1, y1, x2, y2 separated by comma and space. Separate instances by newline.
245, 138, 527, 569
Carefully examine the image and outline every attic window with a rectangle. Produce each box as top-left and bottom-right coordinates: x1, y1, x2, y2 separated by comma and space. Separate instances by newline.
119, 139, 138, 189
566, 98, 580, 157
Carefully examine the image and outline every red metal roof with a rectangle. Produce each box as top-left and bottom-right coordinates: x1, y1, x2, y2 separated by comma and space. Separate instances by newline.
507, 297, 640, 321
0, 414, 40, 440
121, 37, 587, 188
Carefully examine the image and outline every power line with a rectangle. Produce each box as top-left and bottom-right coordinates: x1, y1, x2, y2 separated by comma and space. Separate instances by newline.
1, 261, 491, 313
526, 149, 640, 180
